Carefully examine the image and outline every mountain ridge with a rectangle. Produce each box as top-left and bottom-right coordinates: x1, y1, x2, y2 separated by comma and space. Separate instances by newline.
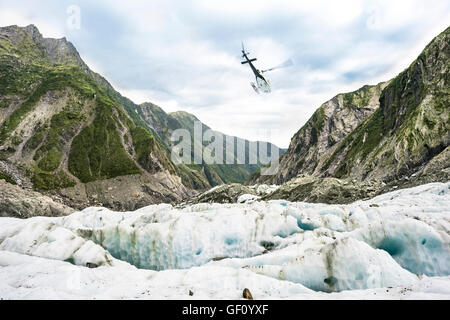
138, 101, 283, 189
0, 24, 283, 209
252, 26, 449, 189
0, 24, 190, 210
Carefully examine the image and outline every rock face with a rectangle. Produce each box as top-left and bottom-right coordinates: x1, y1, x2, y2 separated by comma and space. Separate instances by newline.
0, 160, 32, 188
0, 24, 191, 210
55, 172, 191, 211
0, 25, 86, 67
253, 82, 388, 185
252, 26, 449, 189
0, 179, 74, 218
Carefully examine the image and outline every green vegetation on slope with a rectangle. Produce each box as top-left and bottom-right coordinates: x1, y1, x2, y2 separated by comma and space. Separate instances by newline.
68, 103, 141, 183
1, 26, 179, 191
342, 85, 374, 110
0, 62, 96, 144
35, 109, 85, 171
32, 166, 76, 190
309, 106, 326, 145
323, 27, 449, 180
0, 171, 16, 185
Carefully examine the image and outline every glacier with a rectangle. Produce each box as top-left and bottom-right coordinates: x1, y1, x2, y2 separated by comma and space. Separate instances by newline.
0, 182, 449, 299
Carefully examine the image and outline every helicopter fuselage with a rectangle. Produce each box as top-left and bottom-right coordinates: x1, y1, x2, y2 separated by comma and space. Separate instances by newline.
241, 50, 271, 93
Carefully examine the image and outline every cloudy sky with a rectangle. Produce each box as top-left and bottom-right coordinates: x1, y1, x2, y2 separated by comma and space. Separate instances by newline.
1, 0, 449, 147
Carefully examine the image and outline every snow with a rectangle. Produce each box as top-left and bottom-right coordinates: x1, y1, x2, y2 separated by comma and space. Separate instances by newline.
0, 250, 449, 300
248, 184, 280, 195
237, 194, 261, 203
0, 182, 449, 299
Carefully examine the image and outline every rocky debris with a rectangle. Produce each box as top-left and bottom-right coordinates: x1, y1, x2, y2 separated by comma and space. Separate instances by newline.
183, 183, 257, 205
52, 172, 195, 212
261, 146, 449, 205
0, 160, 32, 189
0, 179, 75, 218
391, 145, 450, 190
180, 183, 278, 206
182, 173, 443, 206
243, 288, 253, 300
212, 257, 227, 261
262, 176, 384, 204
86, 262, 98, 268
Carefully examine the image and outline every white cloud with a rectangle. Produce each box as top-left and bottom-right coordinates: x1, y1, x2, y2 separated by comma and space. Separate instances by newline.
1, 0, 449, 148
0, 8, 64, 38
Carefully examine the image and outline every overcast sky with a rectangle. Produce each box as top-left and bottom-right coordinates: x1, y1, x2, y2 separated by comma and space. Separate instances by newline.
1, 0, 449, 147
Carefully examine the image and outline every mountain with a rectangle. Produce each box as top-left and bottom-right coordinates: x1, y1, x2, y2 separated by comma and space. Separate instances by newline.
252, 26, 449, 188
138, 102, 283, 189
0, 24, 190, 210
0, 24, 283, 210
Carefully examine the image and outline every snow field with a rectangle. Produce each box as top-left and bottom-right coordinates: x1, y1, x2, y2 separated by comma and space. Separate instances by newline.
0, 182, 449, 298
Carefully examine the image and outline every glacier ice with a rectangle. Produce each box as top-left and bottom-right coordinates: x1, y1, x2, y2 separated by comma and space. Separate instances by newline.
1, 248, 449, 299
248, 184, 280, 195
233, 237, 417, 292
0, 182, 449, 296
60, 202, 301, 270
237, 194, 261, 203
0, 217, 117, 267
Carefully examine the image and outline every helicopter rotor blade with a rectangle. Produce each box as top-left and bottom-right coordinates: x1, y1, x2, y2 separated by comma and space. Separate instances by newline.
241, 42, 250, 56
262, 59, 294, 73
261, 68, 274, 73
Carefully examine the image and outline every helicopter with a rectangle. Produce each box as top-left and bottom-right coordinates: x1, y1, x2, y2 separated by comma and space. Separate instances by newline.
240, 43, 272, 94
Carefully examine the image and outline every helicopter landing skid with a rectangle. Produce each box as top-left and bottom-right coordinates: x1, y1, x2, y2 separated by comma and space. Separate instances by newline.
250, 82, 260, 94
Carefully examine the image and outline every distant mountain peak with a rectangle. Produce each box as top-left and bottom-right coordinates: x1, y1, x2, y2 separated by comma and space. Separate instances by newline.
0, 24, 85, 68
169, 110, 200, 121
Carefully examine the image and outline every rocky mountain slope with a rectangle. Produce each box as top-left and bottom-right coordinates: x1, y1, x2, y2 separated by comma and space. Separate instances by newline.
0, 24, 190, 210
138, 102, 282, 189
252, 26, 449, 188
0, 179, 74, 218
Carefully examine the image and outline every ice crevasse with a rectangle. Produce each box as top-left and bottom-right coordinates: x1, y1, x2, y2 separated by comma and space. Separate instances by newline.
0, 182, 449, 293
